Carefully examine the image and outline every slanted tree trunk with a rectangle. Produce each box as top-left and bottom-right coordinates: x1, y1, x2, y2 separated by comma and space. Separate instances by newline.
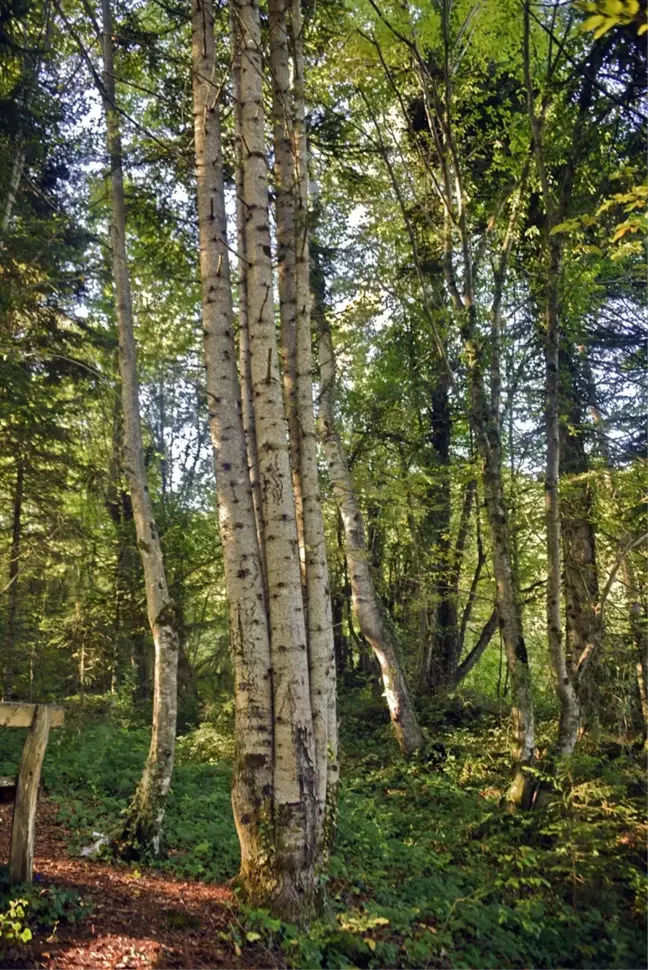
314, 264, 422, 757
3, 456, 24, 700
101, 0, 179, 856
191, 0, 274, 895
455, 609, 499, 685
233, 0, 318, 917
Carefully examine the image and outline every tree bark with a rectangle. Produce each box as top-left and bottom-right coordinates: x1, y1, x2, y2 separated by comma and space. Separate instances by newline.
269, 0, 338, 846
233, 0, 318, 917
9, 705, 52, 884
191, 0, 274, 893
230, 6, 265, 568
426, 473, 476, 690
293, 0, 338, 850
101, 0, 179, 856
268, 0, 304, 572
402, 16, 535, 802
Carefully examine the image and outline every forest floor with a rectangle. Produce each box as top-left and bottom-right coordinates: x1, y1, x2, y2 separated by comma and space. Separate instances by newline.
0, 692, 645, 970
0, 798, 258, 970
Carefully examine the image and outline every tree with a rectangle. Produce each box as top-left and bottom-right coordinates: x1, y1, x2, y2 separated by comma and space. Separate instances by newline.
101, 0, 179, 856
192, 0, 337, 917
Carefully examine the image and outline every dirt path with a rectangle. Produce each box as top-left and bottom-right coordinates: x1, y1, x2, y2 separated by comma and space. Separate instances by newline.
0, 800, 268, 969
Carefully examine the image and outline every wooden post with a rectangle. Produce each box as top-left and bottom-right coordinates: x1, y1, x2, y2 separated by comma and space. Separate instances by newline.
9, 705, 53, 883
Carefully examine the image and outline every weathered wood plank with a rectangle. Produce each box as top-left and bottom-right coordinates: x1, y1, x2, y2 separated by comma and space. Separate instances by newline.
0, 703, 64, 729
9, 705, 53, 883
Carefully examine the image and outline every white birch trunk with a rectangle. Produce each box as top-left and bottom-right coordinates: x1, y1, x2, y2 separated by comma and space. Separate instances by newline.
292, 0, 338, 842
269, 0, 338, 845
101, 0, 178, 856
268, 0, 305, 576
230, 8, 265, 569
191, 0, 274, 892
233, 0, 317, 916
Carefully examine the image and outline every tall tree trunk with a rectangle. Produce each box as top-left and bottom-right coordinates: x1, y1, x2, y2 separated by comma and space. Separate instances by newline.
233, 0, 318, 916
314, 271, 422, 757
412, 20, 535, 801
191, 0, 274, 895
230, 7, 265, 566
268, 0, 304, 571
101, 0, 179, 856
293, 0, 338, 852
269, 0, 338, 845
3, 457, 24, 700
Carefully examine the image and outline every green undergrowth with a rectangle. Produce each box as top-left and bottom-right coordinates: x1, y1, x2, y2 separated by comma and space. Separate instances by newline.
0, 866, 90, 952
0, 718, 239, 884
0, 692, 645, 968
